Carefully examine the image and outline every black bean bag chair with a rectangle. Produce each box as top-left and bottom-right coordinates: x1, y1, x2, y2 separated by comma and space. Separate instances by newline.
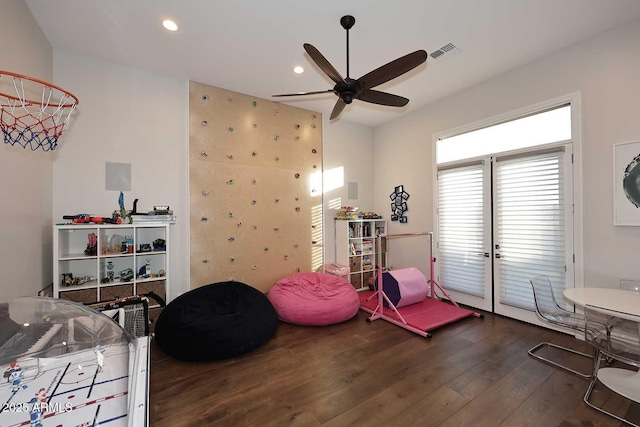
155, 281, 277, 361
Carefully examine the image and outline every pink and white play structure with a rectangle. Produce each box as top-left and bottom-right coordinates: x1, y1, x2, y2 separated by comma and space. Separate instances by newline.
358, 232, 483, 338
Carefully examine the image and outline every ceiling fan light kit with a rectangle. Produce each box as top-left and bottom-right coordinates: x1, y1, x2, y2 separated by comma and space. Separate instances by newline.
273, 15, 427, 120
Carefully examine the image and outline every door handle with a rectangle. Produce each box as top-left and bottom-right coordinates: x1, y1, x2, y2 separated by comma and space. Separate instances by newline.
476, 253, 490, 258
495, 253, 502, 259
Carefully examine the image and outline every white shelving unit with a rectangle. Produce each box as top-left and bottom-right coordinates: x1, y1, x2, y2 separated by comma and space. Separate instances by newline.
53, 223, 173, 307
335, 218, 387, 291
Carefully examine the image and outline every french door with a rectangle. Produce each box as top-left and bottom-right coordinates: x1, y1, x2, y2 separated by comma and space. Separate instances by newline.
436, 146, 574, 323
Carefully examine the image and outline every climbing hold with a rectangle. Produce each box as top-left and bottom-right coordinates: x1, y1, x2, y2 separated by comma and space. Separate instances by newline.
228, 237, 235, 242
201, 120, 208, 126
201, 152, 208, 157
202, 191, 209, 196
202, 95, 209, 101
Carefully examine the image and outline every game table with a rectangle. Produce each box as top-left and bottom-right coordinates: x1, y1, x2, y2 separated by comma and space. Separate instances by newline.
0, 297, 149, 427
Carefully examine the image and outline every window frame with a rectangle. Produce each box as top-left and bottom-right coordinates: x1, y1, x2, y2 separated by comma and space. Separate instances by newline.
432, 92, 584, 291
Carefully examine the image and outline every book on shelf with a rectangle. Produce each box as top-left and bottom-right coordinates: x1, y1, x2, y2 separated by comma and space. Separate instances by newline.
131, 215, 175, 223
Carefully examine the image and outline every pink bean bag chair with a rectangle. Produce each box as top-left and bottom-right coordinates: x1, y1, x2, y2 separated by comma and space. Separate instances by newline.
268, 272, 359, 326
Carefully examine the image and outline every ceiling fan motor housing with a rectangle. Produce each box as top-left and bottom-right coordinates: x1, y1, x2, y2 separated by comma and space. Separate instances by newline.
335, 78, 361, 104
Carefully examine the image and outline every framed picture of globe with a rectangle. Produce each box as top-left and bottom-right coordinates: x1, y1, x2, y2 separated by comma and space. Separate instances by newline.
614, 140, 640, 225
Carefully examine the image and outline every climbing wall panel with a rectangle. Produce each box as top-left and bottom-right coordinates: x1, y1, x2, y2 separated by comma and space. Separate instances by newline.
189, 82, 323, 292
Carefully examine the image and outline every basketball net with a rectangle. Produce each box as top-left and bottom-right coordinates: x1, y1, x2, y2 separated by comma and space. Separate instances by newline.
0, 71, 78, 151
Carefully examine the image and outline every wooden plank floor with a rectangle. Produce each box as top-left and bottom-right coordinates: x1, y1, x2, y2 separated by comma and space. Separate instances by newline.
149, 309, 639, 426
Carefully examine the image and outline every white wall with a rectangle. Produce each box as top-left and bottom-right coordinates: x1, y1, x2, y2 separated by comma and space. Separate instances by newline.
322, 120, 374, 264
0, 0, 53, 302
52, 51, 189, 300
374, 18, 640, 288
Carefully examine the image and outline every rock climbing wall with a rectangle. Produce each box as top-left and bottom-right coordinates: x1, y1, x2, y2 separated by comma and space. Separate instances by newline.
189, 82, 323, 292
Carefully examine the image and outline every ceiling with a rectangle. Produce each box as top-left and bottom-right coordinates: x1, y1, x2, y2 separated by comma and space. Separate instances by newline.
25, 0, 640, 128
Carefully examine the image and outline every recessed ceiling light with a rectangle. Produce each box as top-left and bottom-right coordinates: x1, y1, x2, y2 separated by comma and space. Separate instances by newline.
162, 19, 178, 32
293, 66, 304, 74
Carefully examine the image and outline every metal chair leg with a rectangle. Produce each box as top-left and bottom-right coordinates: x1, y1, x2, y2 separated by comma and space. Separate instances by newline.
583, 351, 640, 427
528, 341, 592, 379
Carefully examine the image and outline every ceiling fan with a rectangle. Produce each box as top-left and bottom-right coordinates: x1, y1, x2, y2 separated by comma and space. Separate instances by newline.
273, 15, 427, 120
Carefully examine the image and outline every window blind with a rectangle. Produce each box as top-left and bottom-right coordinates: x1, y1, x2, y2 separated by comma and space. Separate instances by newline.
495, 150, 566, 310
437, 163, 486, 297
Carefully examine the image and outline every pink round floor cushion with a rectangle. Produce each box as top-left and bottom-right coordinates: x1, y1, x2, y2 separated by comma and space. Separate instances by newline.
268, 272, 359, 326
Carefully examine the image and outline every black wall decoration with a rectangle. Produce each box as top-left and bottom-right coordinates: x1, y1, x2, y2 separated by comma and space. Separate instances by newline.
389, 185, 410, 223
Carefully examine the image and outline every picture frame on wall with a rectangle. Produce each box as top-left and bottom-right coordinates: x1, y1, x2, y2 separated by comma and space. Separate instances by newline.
613, 140, 640, 226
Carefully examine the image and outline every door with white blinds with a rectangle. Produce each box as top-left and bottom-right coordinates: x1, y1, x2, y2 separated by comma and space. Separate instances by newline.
436, 146, 574, 322
437, 162, 492, 311
493, 148, 573, 320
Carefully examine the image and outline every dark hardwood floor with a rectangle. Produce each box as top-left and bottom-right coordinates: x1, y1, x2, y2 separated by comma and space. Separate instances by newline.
149, 309, 639, 426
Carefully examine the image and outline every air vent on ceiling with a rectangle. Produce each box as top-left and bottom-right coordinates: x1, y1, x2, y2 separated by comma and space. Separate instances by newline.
430, 43, 458, 59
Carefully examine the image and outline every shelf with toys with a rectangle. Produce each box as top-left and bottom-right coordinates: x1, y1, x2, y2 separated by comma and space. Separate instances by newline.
53, 222, 173, 307
334, 208, 386, 291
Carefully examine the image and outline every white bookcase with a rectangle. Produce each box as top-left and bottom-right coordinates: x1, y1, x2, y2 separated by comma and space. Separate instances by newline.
53, 223, 173, 307
335, 219, 387, 291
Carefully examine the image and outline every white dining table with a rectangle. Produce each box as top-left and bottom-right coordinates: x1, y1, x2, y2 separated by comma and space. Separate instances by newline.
564, 287, 640, 403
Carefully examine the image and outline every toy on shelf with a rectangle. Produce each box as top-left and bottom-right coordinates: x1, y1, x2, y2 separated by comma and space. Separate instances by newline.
153, 239, 166, 251
61, 273, 96, 287
63, 214, 122, 224
360, 211, 382, 219
84, 232, 97, 256
335, 206, 359, 220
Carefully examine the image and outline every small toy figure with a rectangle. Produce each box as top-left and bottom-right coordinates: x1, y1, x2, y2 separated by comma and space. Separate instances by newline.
106, 261, 114, 283
5, 361, 28, 393
95, 344, 106, 371
84, 232, 97, 256
28, 388, 47, 427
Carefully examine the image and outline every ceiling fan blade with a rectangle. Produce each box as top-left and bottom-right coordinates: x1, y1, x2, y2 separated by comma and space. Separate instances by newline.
357, 50, 427, 90
356, 89, 409, 107
304, 43, 346, 85
330, 98, 346, 120
273, 89, 334, 97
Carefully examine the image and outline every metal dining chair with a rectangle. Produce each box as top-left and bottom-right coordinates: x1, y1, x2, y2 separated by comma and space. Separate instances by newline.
528, 275, 592, 379
583, 304, 640, 427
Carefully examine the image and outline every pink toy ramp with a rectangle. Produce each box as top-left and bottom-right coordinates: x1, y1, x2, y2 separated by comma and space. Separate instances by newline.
359, 290, 478, 338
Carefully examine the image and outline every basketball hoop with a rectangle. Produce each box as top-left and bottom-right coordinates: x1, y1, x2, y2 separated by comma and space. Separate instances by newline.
0, 70, 79, 151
